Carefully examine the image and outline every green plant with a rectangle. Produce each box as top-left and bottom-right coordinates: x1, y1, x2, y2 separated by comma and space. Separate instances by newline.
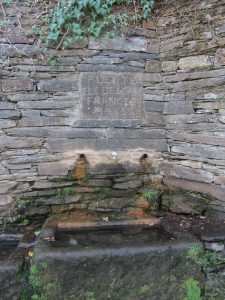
92, 187, 112, 201
187, 244, 225, 270
21, 261, 55, 300
140, 188, 159, 210
38, 0, 155, 50
183, 278, 201, 300
57, 187, 75, 201
139, 284, 150, 295
84, 291, 96, 300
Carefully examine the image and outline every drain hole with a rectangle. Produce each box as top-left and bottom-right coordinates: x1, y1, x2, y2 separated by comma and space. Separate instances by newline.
79, 154, 85, 159
140, 153, 148, 160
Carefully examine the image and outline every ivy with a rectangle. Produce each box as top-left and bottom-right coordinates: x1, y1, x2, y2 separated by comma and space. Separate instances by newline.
34, 0, 156, 49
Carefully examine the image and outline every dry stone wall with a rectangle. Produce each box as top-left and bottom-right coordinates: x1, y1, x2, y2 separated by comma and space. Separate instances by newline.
157, 0, 225, 217
1, 0, 225, 219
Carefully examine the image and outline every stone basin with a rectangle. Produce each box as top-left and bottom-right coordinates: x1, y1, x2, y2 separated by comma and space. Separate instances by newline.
33, 216, 203, 300
0, 233, 25, 300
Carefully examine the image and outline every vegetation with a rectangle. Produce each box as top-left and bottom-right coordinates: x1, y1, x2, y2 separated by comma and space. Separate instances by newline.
139, 284, 151, 295
20, 261, 55, 300
141, 188, 159, 210
183, 278, 201, 300
33, 0, 155, 49
57, 187, 75, 201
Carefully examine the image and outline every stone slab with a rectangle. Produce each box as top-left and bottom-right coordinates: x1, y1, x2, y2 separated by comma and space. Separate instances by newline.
89, 37, 148, 52
80, 72, 143, 119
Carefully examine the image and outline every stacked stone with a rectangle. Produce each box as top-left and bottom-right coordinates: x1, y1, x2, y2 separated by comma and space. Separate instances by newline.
158, 0, 225, 217
0, 1, 165, 218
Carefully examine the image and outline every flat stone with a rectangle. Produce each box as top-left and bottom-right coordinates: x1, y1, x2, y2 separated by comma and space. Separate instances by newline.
76, 64, 143, 72
110, 52, 158, 60
169, 165, 214, 183
2, 80, 33, 92
144, 112, 164, 126
0, 194, 13, 206
38, 162, 70, 176
46, 138, 168, 152
145, 61, 161, 72
178, 55, 212, 70
0, 120, 17, 128
113, 179, 142, 190
17, 101, 75, 110
83, 56, 121, 64
0, 110, 21, 119
173, 77, 225, 92
163, 101, 193, 114
204, 242, 225, 252
80, 72, 143, 119
143, 94, 164, 101
162, 61, 178, 72
163, 177, 225, 202
162, 191, 208, 214
0, 102, 15, 110
108, 129, 165, 139
72, 119, 142, 128
89, 37, 148, 52
37, 80, 78, 92
192, 223, 225, 242
214, 48, 225, 67
0, 136, 42, 150
88, 198, 134, 211
6, 93, 49, 102
0, 182, 17, 195
67, 38, 88, 49
145, 101, 164, 112
0, 43, 38, 57
170, 143, 225, 160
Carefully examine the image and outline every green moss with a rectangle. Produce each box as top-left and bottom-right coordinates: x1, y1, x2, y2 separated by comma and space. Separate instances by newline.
57, 187, 75, 202
183, 278, 201, 300
139, 284, 150, 295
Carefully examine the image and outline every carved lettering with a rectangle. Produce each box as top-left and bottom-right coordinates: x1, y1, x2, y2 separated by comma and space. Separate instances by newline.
80, 72, 143, 119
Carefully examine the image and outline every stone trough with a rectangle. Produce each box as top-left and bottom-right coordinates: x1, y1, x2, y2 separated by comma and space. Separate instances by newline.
0, 233, 25, 300
33, 216, 203, 300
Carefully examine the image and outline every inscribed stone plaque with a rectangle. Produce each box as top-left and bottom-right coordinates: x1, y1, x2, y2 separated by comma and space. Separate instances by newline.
80, 72, 143, 119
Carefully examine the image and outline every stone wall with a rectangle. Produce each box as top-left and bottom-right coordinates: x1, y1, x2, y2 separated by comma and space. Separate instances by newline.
1, 0, 225, 219
157, 0, 225, 217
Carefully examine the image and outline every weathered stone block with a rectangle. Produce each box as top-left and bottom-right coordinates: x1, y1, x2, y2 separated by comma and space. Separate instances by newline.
170, 165, 214, 183
145, 60, 161, 72
80, 72, 143, 119
113, 179, 142, 190
38, 162, 69, 176
0, 102, 15, 110
83, 56, 121, 64
143, 94, 164, 101
88, 198, 134, 211
0, 110, 21, 119
145, 101, 164, 112
76, 64, 143, 72
162, 61, 178, 72
72, 119, 142, 128
0, 182, 17, 195
17, 101, 75, 110
0, 43, 38, 57
2, 80, 33, 92
0, 194, 13, 206
163, 101, 193, 114
0, 120, 17, 129
178, 55, 212, 70
163, 177, 225, 202
162, 191, 208, 214
89, 37, 148, 52
37, 80, 78, 92
214, 48, 225, 67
